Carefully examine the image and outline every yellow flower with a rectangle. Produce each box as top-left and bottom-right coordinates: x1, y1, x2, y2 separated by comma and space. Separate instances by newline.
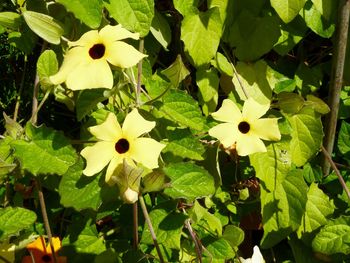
22, 236, 66, 263
81, 109, 165, 182
239, 246, 265, 263
50, 24, 147, 90
208, 98, 281, 156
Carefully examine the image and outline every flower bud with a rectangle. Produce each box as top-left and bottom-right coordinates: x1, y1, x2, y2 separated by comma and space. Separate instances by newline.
122, 187, 139, 204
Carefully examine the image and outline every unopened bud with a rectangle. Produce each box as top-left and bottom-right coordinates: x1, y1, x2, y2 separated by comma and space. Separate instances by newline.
122, 188, 139, 204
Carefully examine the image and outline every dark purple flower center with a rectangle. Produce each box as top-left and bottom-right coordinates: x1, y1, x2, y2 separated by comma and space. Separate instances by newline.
42, 255, 52, 262
238, 121, 250, 134
115, 138, 129, 154
89, 43, 105, 59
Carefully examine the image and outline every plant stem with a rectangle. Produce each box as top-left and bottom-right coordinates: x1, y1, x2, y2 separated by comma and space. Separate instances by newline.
221, 45, 249, 99
184, 219, 202, 263
36, 180, 58, 263
322, 0, 350, 176
133, 202, 139, 249
13, 55, 27, 122
31, 74, 40, 125
321, 146, 350, 200
139, 195, 164, 263
136, 38, 144, 107
30, 89, 51, 124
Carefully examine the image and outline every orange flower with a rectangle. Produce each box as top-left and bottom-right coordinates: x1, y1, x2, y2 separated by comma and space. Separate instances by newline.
22, 236, 66, 263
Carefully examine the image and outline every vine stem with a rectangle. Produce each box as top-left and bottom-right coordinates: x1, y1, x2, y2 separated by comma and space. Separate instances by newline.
31, 63, 57, 263
133, 202, 139, 249
184, 218, 202, 263
136, 38, 144, 107
36, 181, 58, 263
221, 45, 249, 99
321, 146, 350, 200
322, 0, 350, 175
139, 195, 164, 263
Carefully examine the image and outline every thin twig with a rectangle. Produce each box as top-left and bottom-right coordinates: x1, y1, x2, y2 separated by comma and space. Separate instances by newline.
184, 219, 202, 263
0, 255, 11, 263
36, 181, 58, 263
322, 0, 350, 175
13, 55, 27, 122
136, 38, 144, 106
133, 202, 139, 249
321, 146, 350, 200
139, 195, 164, 263
221, 45, 249, 99
30, 89, 51, 124
31, 74, 40, 125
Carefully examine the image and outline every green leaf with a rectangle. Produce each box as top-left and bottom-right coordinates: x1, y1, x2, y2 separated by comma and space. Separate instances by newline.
11, 123, 77, 176
337, 121, 350, 155
142, 169, 168, 193
277, 92, 305, 114
164, 162, 215, 200
37, 50, 58, 88
222, 225, 245, 248
227, 11, 280, 61
286, 107, 323, 167
311, 0, 333, 20
305, 94, 330, 114
196, 68, 219, 115
262, 169, 308, 248
297, 183, 335, 236
76, 89, 107, 121
150, 10, 171, 50
181, 7, 222, 67
56, 0, 102, 29
64, 221, 105, 255
203, 237, 235, 260
161, 55, 190, 88
163, 129, 206, 161
251, 141, 308, 248
312, 224, 350, 255
141, 201, 187, 249
160, 90, 206, 131
300, 1, 335, 38
211, 52, 233, 77
232, 60, 273, 104
104, 0, 154, 37
0, 12, 21, 30
271, 0, 307, 23
0, 207, 37, 240
273, 16, 307, 55
267, 66, 297, 93
173, 0, 198, 17
8, 27, 37, 54
59, 158, 102, 211
189, 200, 222, 236
22, 11, 63, 44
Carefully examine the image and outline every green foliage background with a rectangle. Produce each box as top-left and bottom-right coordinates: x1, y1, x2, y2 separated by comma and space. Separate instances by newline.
0, 0, 350, 262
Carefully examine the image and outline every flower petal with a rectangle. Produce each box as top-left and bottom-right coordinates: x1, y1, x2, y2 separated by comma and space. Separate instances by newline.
242, 97, 270, 120
122, 109, 155, 139
68, 30, 100, 47
89, 113, 122, 141
211, 99, 242, 123
252, 118, 281, 141
106, 41, 147, 68
50, 47, 87, 85
235, 134, 267, 156
66, 59, 113, 90
130, 138, 165, 169
105, 155, 123, 183
81, 141, 115, 176
208, 122, 238, 148
46, 237, 62, 254
26, 237, 46, 253
251, 246, 265, 263
99, 24, 140, 42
